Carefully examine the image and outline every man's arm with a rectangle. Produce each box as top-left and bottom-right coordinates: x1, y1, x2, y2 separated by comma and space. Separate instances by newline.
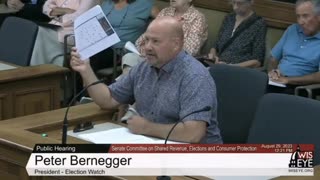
268, 25, 290, 74
70, 49, 120, 110
287, 72, 320, 85
268, 57, 279, 72
267, 57, 281, 80
80, 64, 120, 110
274, 72, 320, 85
128, 116, 207, 143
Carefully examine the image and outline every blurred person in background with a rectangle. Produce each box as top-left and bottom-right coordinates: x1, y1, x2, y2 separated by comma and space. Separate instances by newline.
268, 0, 320, 94
30, 0, 100, 66
89, 0, 159, 73
0, 0, 50, 26
208, 0, 267, 68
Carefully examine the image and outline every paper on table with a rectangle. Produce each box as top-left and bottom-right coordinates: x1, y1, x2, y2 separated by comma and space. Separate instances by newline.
74, 5, 120, 60
0, 63, 17, 71
269, 79, 286, 88
78, 127, 186, 144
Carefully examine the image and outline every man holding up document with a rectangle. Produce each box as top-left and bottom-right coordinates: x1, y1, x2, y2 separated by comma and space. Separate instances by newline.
268, 0, 320, 94
70, 16, 222, 144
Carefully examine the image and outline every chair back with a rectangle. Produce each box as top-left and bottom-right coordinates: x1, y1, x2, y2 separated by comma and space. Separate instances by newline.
0, 17, 38, 66
209, 64, 268, 143
247, 93, 320, 165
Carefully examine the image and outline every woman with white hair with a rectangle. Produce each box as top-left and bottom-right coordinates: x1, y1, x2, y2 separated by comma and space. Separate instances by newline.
208, 0, 267, 68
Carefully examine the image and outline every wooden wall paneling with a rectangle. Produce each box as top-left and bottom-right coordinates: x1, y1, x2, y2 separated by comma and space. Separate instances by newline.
11, 76, 60, 118
0, 92, 11, 120
0, 139, 32, 180
0, 75, 61, 119
14, 88, 53, 117
0, 64, 68, 121
159, 0, 296, 29
252, 0, 296, 29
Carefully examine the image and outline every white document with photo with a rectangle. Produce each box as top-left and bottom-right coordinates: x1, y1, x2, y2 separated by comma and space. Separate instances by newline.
74, 5, 120, 60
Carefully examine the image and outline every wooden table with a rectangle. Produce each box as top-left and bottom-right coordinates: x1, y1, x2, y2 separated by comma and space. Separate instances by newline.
0, 103, 212, 180
0, 102, 318, 179
0, 103, 111, 179
0, 63, 68, 120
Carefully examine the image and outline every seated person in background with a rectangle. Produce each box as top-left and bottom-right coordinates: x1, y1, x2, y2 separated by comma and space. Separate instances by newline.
121, 0, 208, 74
30, 0, 99, 66
89, 0, 159, 72
0, 0, 50, 26
70, 16, 222, 144
207, 0, 266, 68
268, 0, 320, 94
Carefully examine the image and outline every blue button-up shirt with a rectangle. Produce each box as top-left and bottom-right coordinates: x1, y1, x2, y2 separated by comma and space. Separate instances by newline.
109, 51, 222, 144
271, 24, 320, 77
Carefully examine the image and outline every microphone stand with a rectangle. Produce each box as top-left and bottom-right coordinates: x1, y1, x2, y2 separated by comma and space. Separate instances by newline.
164, 106, 211, 144
62, 79, 105, 144
158, 106, 211, 180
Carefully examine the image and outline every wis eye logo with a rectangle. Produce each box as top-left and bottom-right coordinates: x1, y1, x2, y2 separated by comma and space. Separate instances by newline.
289, 145, 313, 168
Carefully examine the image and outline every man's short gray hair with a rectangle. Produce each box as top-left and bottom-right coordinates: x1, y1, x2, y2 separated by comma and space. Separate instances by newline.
296, 0, 320, 15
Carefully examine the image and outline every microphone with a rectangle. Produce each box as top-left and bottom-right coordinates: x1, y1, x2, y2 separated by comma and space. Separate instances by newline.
164, 106, 211, 144
157, 106, 212, 180
62, 78, 106, 144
